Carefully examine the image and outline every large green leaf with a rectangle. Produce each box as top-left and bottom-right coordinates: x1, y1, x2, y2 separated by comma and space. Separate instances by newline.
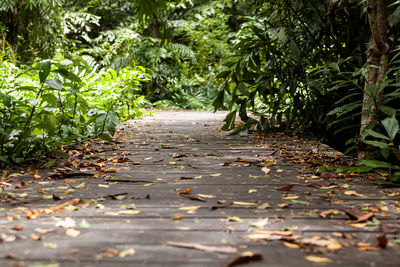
45, 79, 63, 90
360, 160, 400, 170
382, 116, 399, 141
39, 60, 51, 83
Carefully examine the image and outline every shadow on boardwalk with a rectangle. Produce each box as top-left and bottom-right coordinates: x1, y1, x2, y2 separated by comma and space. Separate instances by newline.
0, 110, 399, 266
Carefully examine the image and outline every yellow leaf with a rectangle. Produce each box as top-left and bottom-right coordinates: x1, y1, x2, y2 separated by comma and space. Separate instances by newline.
195, 194, 215, 199
144, 157, 153, 160
169, 162, 177, 165
305, 256, 332, 263
250, 218, 268, 228
98, 184, 109, 188
209, 173, 222, 177
277, 169, 284, 173
119, 248, 135, 258
349, 222, 367, 228
283, 242, 301, 249
171, 216, 183, 220
179, 206, 201, 210
282, 195, 299, 200
327, 243, 342, 251
232, 201, 257, 206
248, 189, 258, 194
194, 176, 202, 179
143, 183, 153, 187
65, 228, 80, 237
261, 167, 271, 174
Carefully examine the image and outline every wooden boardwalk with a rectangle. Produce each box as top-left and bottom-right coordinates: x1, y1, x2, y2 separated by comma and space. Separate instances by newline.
0, 110, 399, 266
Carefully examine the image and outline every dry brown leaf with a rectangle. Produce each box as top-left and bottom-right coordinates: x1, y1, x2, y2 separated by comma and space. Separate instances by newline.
11, 225, 23, 231
224, 251, 263, 267
31, 234, 41, 241
171, 216, 183, 220
344, 190, 365, 197
377, 235, 388, 248
178, 188, 191, 195
166, 241, 238, 254
319, 209, 340, 218
275, 184, 295, 191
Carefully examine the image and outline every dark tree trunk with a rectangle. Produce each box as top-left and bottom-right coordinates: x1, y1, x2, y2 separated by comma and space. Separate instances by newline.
358, 0, 391, 160
152, 14, 160, 39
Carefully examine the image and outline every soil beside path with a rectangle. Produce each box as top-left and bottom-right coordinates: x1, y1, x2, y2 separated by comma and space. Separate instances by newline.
0, 110, 399, 267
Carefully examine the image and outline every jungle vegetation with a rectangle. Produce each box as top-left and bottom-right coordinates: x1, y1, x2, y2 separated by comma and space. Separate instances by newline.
1, 0, 400, 183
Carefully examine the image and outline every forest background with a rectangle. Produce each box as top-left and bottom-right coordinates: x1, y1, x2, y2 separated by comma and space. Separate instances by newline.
1, 0, 400, 184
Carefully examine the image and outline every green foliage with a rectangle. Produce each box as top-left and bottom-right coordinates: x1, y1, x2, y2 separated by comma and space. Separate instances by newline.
0, 56, 149, 166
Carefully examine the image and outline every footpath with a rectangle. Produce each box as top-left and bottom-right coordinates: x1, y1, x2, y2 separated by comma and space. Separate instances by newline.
0, 110, 399, 266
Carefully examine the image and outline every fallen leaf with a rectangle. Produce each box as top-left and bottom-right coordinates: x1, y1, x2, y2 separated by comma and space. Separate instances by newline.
11, 225, 24, 231
227, 216, 243, 222
276, 169, 284, 173
275, 184, 295, 191
349, 222, 367, 228
305, 256, 332, 263
344, 190, 365, 197
283, 241, 301, 249
119, 248, 135, 258
15, 181, 26, 189
327, 243, 343, 251
65, 228, 80, 237
171, 216, 183, 220
250, 218, 269, 228
34, 228, 55, 234
56, 217, 76, 228
43, 242, 58, 249
224, 251, 263, 267
358, 246, 381, 251
196, 194, 215, 199
319, 209, 340, 218
80, 219, 91, 229
257, 203, 271, 209
282, 195, 299, 200
232, 201, 257, 207
248, 189, 258, 193
31, 234, 41, 241
344, 208, 374, 223
377, 235, 388, 248
165, 241, 238, 254
261, 167, 271, 174
178, 188, 191, 195
210, 173, 222, 177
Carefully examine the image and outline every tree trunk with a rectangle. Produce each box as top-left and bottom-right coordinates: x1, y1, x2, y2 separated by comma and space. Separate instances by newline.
358, 0, 390, 160
152, 14, 160, 39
